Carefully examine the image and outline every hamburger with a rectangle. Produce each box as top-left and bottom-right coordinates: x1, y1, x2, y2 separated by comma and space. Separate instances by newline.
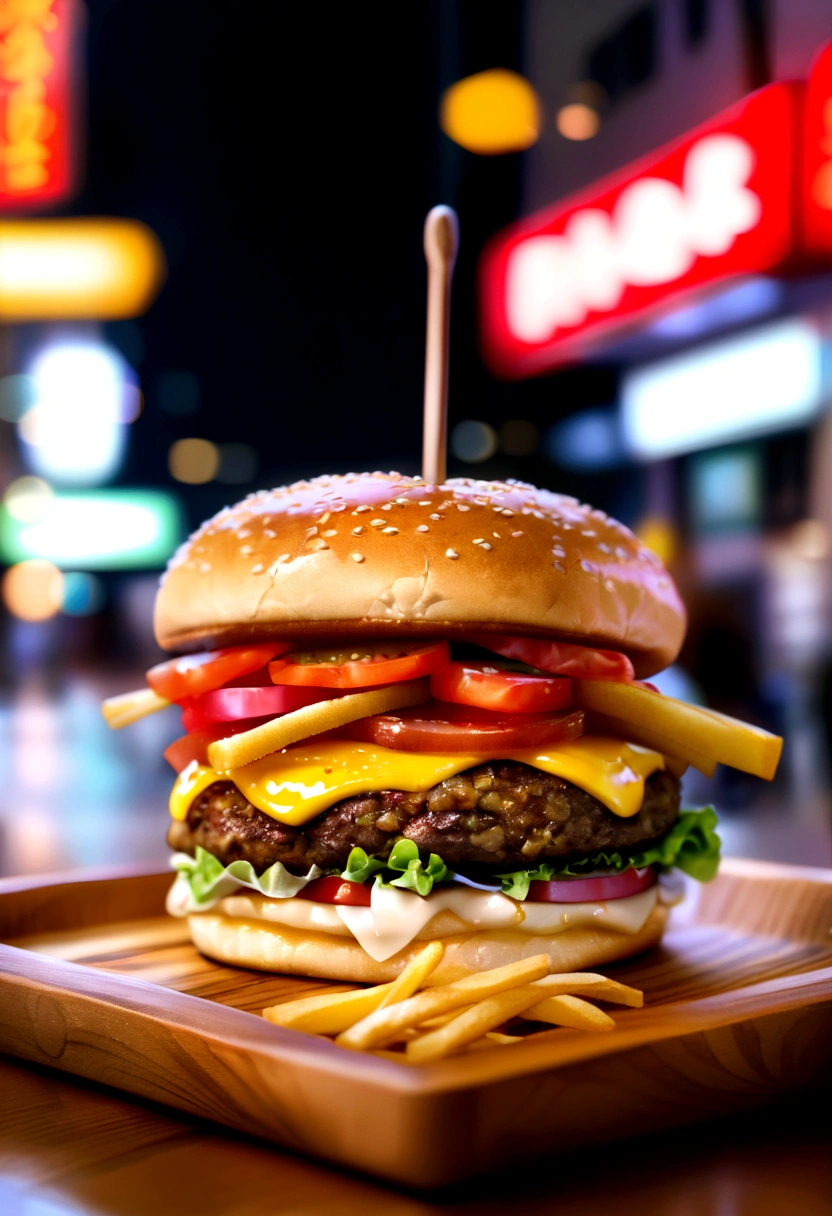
104, 471, 782, 987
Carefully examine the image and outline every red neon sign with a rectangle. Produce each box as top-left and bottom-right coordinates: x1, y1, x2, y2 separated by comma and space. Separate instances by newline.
0, 0, 80, 210
481, 82, 807, 377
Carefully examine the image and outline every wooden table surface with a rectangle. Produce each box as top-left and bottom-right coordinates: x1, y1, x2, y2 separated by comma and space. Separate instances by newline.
0, 1054, 829, 1216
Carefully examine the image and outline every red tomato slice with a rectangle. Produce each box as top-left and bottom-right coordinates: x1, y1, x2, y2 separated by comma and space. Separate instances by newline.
163, 718, 272, 771
431, 662, 571, 714
465, 634, 635, 682
296, 876, 372, 906
341, 701, 584, 753
180, 685, 341, 732
148, 643, 292, 702
269, 641, 450, 689
527, 866, 655, 903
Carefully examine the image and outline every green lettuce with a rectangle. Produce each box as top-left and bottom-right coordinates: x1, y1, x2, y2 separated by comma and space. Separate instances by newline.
171, 847, 320, 907
497, 806, 721, 900
341, 841, 451, 897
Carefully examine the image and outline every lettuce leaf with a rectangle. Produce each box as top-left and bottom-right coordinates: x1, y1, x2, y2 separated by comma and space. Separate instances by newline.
380, 839, 452, 896
171, 847, 320, 910
497, 806, 721, 900
341, 847, 386, 885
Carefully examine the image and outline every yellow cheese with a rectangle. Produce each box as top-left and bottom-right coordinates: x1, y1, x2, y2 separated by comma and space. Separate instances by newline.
169, 735, 664, 825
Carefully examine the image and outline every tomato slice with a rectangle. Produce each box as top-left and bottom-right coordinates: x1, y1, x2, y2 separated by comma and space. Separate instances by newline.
465, 634, 635, 682
164, 718, 272, 771
296, 876, 372, 906
527, 866, 655, 903
148, 643, 292, 702
180, 685, 341, 732
341, 700, 585, 753
431, 661, 571, 714
269, 641, 450, 689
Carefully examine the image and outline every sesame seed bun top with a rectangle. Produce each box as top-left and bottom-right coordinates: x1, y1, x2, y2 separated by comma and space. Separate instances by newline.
154, 472, 686, 677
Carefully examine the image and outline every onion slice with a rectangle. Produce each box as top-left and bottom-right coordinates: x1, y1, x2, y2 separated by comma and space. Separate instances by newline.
206, 677, 431, 769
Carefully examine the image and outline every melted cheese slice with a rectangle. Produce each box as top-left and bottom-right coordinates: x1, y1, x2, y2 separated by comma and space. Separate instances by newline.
169, 735, 665, 825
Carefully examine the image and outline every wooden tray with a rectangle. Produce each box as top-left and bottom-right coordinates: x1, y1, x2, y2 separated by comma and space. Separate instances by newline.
0, 858, 830, 1188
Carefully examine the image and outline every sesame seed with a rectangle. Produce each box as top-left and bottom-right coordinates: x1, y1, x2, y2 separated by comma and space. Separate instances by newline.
351, 552, 365, 563
381, 503, 392, 510
418, 500, 432, 506
198, 561, 211, 573
511, 531, 523, 538
352, 526, 364, 535
350, 653, 361, 660
581, 560, 595, 573
581, 529, 596, 537
318, 512, 331, 524
382, 526, 398, 535
240, 545, 253, 556
322, 529, 337, 538
445, 548, 459, 559
395, 497, 408, 504
597, 542, 611, 554
605, 578, 616, 592
370, 519, 385, 527
615, 546, 629, 559
457, 504, 470, 512
263, 529, 276, 538
308, 538, 329, 551
305, 526, 318, 538
473, 537, 485, 545
429, 514, 440, 521
416, 524, 429, 532
237, 529, 251, 538
552, 546, 566, 558
353, 505, 371, 513
493, 532, 500, 539
251, 563, 264, 574
480, 542, 492, 551
277, 553, 290, 563
553, 560, 565, 573
501, 508, 514, 517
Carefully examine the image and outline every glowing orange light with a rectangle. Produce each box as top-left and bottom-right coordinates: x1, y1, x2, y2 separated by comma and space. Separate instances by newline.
440, 69, 540, 155
556, 103, 600, 141
2, 558, 63, 621
0, 0, 81, 209
0, 218, 166, 319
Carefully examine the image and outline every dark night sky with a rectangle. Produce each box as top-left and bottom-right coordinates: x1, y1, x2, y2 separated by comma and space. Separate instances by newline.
61, 1, 620, 532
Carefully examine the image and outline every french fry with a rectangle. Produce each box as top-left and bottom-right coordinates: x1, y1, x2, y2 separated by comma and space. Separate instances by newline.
263, 982, 396, 1035
530, 972, 643, 1008
208, 678, 430, 768
101, 687, 171, 729
585, 710, 716, 778
485, 1032, 522, 1045
406, 987, 552, 1064
376, 942, 445, 1010
335, 954, 551, 1051
576, 682, 782, 780
523, 993, 615, 1031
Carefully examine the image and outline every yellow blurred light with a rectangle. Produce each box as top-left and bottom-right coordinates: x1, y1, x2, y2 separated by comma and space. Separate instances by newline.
168, 438, 220, 485
635, 516, 678, 565
556, 102, 600, 141
3, 477, 55, 523
2, 559, 64, 621
440, 69, 540, 155
0, 220, 166, 321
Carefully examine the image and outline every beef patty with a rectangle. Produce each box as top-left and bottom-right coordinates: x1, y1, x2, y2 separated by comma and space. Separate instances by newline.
167, 761, 680, 874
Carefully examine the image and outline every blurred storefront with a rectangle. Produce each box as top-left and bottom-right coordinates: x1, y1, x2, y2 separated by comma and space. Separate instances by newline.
475, 1, 832, 836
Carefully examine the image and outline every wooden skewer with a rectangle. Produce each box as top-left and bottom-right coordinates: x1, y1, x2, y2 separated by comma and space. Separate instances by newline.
422, 205, 459, 487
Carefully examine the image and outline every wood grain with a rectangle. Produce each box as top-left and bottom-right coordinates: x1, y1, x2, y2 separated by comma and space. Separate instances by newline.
0, 858, 830, 1187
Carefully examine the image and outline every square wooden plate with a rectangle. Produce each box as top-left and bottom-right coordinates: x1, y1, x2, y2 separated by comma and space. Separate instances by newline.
0, 858, 830, 1188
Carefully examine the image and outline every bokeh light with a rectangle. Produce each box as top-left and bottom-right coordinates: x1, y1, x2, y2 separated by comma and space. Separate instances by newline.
18, 343, 136, 487
555, 102, 601, 141
2, 560, 64, 621
440, 69, 540, 154
0, 373, 37, 423
3, 477, 55, 523
168, 437, 220, 484
451, 420, 497, 463
61, 572, 105, 616
0, 219, 166, 321
499, 419, 539, 456
635, 516, 679, 566
791, 518, 830, 561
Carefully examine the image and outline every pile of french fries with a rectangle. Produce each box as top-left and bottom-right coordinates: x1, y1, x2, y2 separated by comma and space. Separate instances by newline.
263, 942, 643, 1063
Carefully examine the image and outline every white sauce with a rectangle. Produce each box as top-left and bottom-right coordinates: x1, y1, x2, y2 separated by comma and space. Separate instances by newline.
208, 882, 659, 963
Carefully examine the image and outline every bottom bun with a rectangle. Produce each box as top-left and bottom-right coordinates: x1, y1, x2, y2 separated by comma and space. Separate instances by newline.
187, 903, 668, 984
